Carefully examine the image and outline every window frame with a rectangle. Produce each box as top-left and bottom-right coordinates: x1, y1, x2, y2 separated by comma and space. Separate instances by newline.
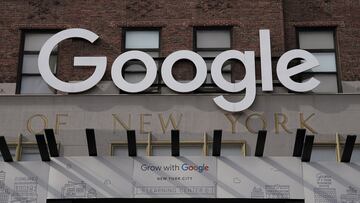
109, 132, 247, 156
150, 140, 205, 156
0, 134, 60, 161
193, 26, 233, 92
295, 27, 342, 93
121, 27, 162, 94
312, 142, 339, 162
16, 29, 61, 94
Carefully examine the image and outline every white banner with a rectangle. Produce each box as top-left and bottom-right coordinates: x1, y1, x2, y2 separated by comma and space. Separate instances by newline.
133, 157, 217, 198
0, 161, 49, 203
47, 157, 133, 199
217, 157, 304, 199
303, 162, 360, 203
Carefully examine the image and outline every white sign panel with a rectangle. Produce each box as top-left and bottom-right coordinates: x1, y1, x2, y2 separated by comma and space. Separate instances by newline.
217, 157, 304, 199
303, 162, 360, 203
133, 157, 217, 198
0, 161, 49, 203
47, 157, 133, 199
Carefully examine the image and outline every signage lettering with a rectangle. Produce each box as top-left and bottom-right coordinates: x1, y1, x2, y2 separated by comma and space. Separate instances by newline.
140, 163, 209, 173
38, 28, 320, 112
25, 112, 317, 135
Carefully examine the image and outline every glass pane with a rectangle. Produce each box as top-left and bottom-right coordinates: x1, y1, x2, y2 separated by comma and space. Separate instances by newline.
196, 30, 231, 49
125, 62, 146, 72
20, 76, 55, 94
223, 61, 231, 71
303, 74, 338, 93
179, 145, 203, 156
22, 54, 57, 74
223, 72, 231, 83
299, 31, 335, 49
311, 146, 337, 162
21, 146, 41, 161
304, 53, 336, 72
208, 144, 244, 156
152, 145, 170, 156
145, 51, 159, 58
351, 147, 360, 162
124, 73, 146, 84
205, 60, 212, 71
204, 57, 231, 70
205, 72, 231, 84
197, 51, 222, 58
113, 145, 147, 156
124, 60, 159, 72
24, 33, 57, 51
205, 73, 212, 84
125, 31, 159, 49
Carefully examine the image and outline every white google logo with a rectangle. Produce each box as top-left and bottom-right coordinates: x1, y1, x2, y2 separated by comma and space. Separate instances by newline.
38, 28, 320, 112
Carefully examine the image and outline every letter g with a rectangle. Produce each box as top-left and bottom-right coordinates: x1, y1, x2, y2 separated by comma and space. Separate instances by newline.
38, 28, 107, 93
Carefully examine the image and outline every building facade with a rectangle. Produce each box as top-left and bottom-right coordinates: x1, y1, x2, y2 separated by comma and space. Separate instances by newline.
0, 1, 360, 202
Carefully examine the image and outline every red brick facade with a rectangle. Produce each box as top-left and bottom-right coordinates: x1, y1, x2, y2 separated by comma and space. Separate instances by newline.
0, 0, 359, 84
284, 0, 360, 81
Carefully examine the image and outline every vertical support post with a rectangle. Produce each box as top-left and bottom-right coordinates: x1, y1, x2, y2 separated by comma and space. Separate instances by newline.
127, 130, 137, 157
171, 130, 179, 157
35, 134, 50, 162
15, 134, 22, 161
293, 129, 306, 157
335, 133, 341, 162
255, 130, 267, 157
242, 142, 247, 157
341, 135, 357, 163
203, 132, 208, 156
86, 129, 97, 156
301, 135, 314, 162
146, 132, 151, 156
45, 129, 59, 157
212, 130, 222, 156
0, 136, 13, 162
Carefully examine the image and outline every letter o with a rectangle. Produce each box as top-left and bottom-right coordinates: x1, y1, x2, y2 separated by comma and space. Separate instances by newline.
27, 114, 48, 134
111, 51, 157, 93
245, 113, 267, 134
161, 50, 207, 93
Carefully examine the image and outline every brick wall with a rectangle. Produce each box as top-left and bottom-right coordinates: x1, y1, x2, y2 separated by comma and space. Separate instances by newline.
0, 0, 283, 85
284, 0, 360, 81
3, 0, 360, 86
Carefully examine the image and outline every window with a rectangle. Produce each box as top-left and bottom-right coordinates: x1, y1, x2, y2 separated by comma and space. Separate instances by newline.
297, 29, 340, 93
110, 134, 246, 156
151, 142, 204, 156
19, 145, 41, 161
350, 145, 360, 162
17, 31, 58, 94
311, 144, 338, 162
0, 135, 60, 161
194, 28, 232, 91
207, 141, 246, 156
111, 143, 148, 156
123, 29, 160, 93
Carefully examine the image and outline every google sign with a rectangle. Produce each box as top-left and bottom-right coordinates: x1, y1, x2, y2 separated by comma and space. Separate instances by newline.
140, 163, 209, 173
38, 28, 320, 112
